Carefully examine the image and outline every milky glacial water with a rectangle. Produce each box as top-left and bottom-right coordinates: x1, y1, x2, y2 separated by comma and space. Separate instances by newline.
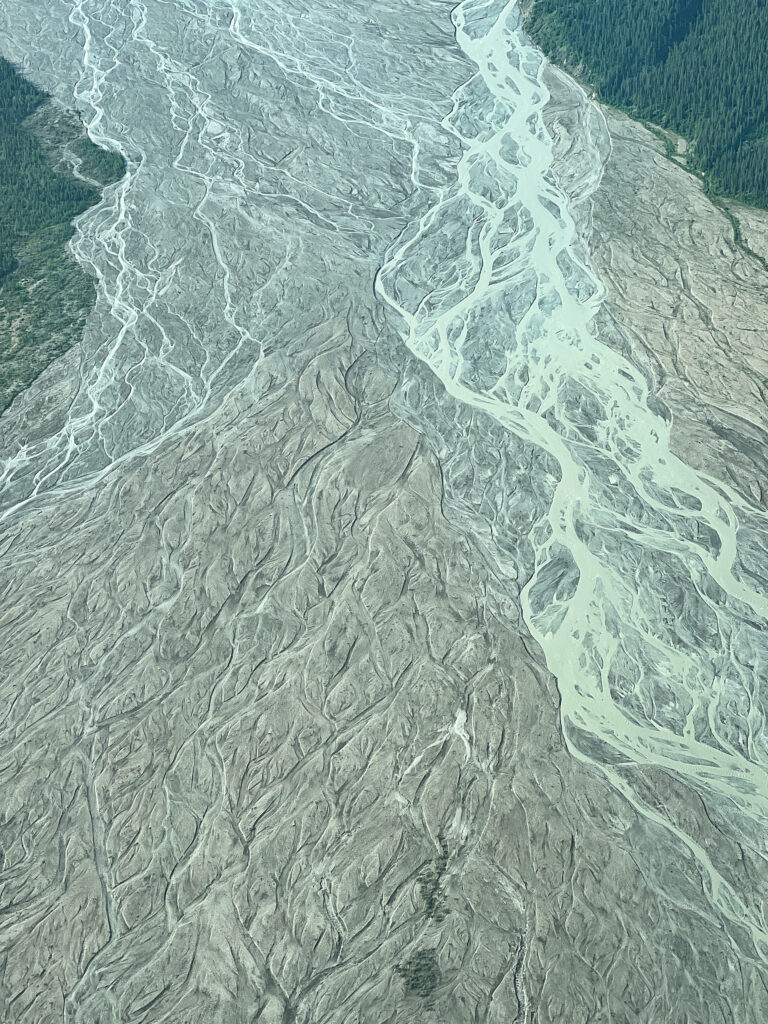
379, 0, 768, 954
2, 0, 768, 962
378, 0, 768, 955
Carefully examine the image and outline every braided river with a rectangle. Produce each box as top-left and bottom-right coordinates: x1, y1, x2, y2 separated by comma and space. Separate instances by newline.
2, 0, 768, 1011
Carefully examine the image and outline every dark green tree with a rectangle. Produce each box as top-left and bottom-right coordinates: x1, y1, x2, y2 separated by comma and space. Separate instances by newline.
528, 0, 768, 206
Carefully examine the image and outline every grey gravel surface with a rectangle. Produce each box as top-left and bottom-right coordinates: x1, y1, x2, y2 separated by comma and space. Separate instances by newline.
1, 2, 768, 1022
587, 103, 768, 507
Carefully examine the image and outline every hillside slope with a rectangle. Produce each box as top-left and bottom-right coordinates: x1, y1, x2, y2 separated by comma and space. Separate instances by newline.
528, 0, 768, 206
0, 58, 125, 412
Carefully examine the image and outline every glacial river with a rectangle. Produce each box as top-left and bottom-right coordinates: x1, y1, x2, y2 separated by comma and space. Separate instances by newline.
378, 0, 768, 956
2, 0, 768, 968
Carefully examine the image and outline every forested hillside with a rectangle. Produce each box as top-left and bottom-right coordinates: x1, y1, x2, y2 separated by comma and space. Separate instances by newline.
0, 57, 125, 412
527, 0, 768, 207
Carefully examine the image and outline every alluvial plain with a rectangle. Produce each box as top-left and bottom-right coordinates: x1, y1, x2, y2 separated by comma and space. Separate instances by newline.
1, 2, 768, 1022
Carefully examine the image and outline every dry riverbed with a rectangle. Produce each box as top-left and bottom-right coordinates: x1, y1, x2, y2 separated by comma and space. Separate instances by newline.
1, 4, 767, 1022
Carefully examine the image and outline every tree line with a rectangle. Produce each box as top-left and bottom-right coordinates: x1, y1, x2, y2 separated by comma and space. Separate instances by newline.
0, 57, 125, 412
528, 0, 768, 207
0, 58, 98, 283
0, 58, 125, 283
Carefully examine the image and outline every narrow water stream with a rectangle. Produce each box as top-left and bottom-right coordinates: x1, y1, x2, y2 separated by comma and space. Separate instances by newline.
1, 0, 767, 970
376, 0, 768, 954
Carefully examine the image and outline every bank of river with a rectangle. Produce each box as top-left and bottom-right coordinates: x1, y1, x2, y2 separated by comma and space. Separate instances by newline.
0, 0, 766, 1020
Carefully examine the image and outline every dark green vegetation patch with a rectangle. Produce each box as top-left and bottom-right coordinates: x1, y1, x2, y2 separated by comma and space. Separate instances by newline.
395, 948, 441, 998
419, 831, 449, 921
527, 0, 768, 207
0, 57, 125, 413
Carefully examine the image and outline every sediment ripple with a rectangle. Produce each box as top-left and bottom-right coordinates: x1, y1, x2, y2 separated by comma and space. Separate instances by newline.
376, 0, 768, 955
1, 0, 768, 1018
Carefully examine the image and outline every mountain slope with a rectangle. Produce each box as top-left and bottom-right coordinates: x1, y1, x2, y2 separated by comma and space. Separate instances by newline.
0, 58, 125, 412
528, 0, 768, 206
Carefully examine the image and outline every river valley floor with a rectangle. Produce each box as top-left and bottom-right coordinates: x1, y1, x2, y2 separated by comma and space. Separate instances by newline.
1, 3, 768, 1022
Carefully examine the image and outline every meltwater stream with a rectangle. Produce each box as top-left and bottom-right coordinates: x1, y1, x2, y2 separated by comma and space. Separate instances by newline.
376, 0, 768, 954
2, 0, 768, 969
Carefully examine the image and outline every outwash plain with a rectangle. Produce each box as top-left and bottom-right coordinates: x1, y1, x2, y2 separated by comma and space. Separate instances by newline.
2, 1, 768, 1022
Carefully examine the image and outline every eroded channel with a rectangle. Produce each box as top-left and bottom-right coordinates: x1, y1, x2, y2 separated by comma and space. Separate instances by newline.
1, 0, 768, 1017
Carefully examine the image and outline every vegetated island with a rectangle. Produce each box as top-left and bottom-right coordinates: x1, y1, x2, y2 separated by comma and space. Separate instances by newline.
525, 0, 768, 209
0, 57, 125, 414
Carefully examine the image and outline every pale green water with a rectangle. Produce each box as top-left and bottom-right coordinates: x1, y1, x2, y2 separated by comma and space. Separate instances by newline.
1, 0, 767, 970
376, 0, 768, 956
